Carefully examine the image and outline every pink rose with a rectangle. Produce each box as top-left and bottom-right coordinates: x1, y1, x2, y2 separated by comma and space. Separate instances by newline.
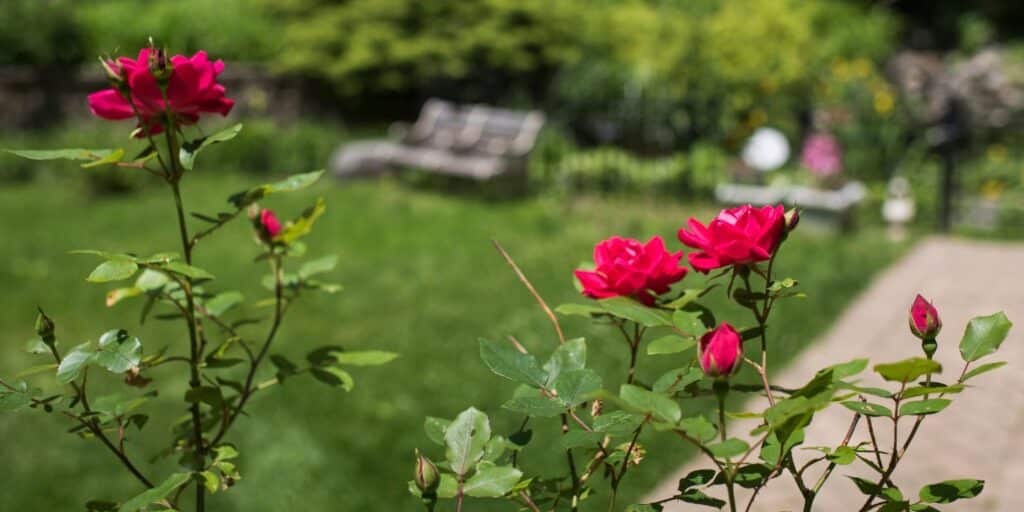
699, 322, 742, 378
88, 48, 234, 137
574, 236, 687, 306
260, 208, 282, 240
678, 205, 786, 273
909, 294, 941, 340
800, 133, 843, 178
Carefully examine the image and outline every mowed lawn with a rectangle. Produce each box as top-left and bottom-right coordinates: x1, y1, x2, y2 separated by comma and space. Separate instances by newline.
0, 169, 909, 510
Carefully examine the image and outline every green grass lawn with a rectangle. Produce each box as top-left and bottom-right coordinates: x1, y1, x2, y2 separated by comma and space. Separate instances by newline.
0, 167, 910, 510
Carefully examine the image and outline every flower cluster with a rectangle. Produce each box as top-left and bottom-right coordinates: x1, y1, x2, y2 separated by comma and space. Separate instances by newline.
800, 133, 843, 178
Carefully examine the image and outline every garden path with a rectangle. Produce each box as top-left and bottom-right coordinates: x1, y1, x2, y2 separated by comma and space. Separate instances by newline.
645, 236, 1024, 511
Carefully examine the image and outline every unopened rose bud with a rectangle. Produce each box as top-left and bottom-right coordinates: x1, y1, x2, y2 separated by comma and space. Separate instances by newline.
414, 450, 440, 494
909, 294, 941, 341
35, 308, 56, 346
259, 208, 282, 241
699, 322, 742, 378
784, 208, 800, 232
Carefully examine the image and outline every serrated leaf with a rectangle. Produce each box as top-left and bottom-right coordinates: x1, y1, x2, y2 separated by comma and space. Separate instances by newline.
919, 479, 984, 503
678, 415, 718, 442
160, 261, 215, 280
332, 350, 398, 366
228, 169, 325, 208
179, 123, 243, 171
87, 259, 138, 283
599, 297, 672, 327
647, 335, 696, 355
620, 384, 680, 424
56, 343, 95, 384
94, 329, 142, 374
672, 310, 704, 335
841, 401, 893, 417
707, 438, 749, 458
827, 446, 857, 465
502, 395, 564, 417
445, 407, 490, 477
479, 339, 547, 388
959, 312, 1012, 362
962, 361, 1007, 381
874, 358, 942, 383
203, 291, 244, 316
462, 465, 522, 498
899, 399, 951, 416
274, 197, 326, 244
311, 366, 354, 391
118, 472, 191, 512
552, 369, 601, 406
4, 148, 117, 161
653, 367, 703, 393
424, 417, 450, 446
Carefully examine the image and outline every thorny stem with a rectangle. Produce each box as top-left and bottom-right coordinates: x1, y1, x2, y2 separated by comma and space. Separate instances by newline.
806, 412, 862, 510
859, 382, 907, 511
492, 240, 565, 344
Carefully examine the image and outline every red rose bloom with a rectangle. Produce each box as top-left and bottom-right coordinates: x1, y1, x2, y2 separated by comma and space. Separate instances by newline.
574, 236, 687, 305
88, 48, 234, 136
678, 204, 786, 273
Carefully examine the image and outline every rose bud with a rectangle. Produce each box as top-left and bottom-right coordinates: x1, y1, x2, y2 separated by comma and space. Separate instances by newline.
909, 294, 941, 340
35, 308, 56, 347
414, 450, 440, 494
259, 208, 282, 241
699, 323, 743, 378
784, 208, 800, 232
678, 204, 786, 273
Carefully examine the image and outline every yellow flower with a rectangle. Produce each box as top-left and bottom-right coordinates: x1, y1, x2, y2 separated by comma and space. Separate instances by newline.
873, 91, 894, 115
852, 58, 872, 78
981, 179, 1005, 200
986, 144, 1008, 163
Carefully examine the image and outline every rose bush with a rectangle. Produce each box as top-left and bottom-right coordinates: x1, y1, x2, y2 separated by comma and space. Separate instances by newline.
1, 41, 391, 512
413, 205, 1011, 512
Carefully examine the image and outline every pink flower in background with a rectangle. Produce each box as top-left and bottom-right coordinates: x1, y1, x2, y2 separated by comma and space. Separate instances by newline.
699, 323, 742, 378
88, 48, 234, 136
800, 133, 843, 178
678, 205, 786, 273
575, 236, 687, 305
909, 294, 942, 340
260, 208, 282, 239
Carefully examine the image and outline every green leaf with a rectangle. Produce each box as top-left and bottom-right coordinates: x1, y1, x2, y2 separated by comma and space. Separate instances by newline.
874, 357, 942, 383
331, 350, 399, 366
555, 303, 605, 317
671, 310, 704, 335
625, 505, 663, 512
185, 386, 224, 407
159, 261, 215, 280
310, 366, 354, 391
919, 479, 984, 503
653, 367, 703, 393
118, 472, 191, 511
827, 446, 857, 465
424, 417, 450, 446
462, 465, 522, 498
620, 384, 681, 424
228, 169, 326, 208
179, 123, 243, 171
552, 369, 601, 406
560, 430, 605, 449
849, 476, 882, 496
962, 361, 1007, 381
900, 385, 963, 399
502, 395, 564, 417
274, 197, 327, 244
959, 312, 1013, 362
824, 358, 870, 380
841, 401, 893, 417
542, 338, 586, 386
0, 383, 35, 412
479, 339, 547, 388
299, 255, 338, 278
899, 399, 951, 416
707, 438, 749, 458
81, 148, 126, 169
203, 291, 244, 317
599, 297, 672, 327
87, 259, 138, 283
678, 416, 718, 442
733, 464, 772, 488
678, 469, 717, 491
4, 148, 117, 161
444, 407, 491, 477
679, 490, 727, 508
647, 335, 696, 355
93, 329, 142, 374
57, 343, 95, 384
593, 410, 643, 435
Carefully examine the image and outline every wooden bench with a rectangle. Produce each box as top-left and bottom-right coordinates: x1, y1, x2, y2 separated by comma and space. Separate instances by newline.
330, 99, 545, 184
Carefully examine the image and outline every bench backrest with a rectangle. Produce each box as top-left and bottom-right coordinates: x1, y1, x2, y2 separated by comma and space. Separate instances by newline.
403, 99, 545, 158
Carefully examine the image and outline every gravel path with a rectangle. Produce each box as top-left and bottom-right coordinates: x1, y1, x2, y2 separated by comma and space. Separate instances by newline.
644, 237, 1024, 511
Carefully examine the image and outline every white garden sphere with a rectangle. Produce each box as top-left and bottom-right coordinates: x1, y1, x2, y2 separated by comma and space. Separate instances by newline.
741, 127, 791, 172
